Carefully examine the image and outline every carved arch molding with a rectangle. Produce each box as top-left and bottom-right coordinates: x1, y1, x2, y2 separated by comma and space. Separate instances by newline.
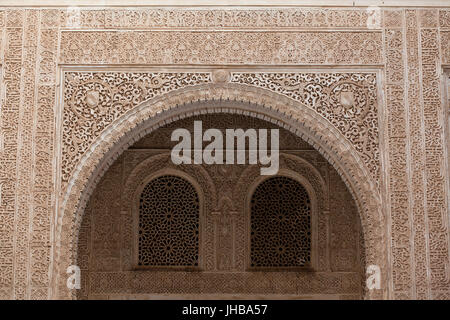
56, 70, 386, 300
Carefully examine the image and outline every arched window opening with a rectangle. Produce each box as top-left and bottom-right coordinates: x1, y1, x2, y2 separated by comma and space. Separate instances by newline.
138, 175, 200, 267
250, 176, 311, 268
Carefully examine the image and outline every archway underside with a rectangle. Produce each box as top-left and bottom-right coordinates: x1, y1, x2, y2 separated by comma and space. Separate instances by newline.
76, 113, 367, 299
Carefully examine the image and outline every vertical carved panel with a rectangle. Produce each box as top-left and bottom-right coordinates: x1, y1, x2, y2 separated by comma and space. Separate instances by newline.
0, 10, 10, 300
420, 27, 450, 299
17, 9, 39, 300
405, 9, 429, 300
383, 14, 413, 298
329, 167, 359, 272
76, 198, 91, 300
90, 160, 122, 272
212, 208, 238, 271
2, 9, 25, 300
441, 31, 450, 65
30, 9, 60, 300
206, 165, 243, 272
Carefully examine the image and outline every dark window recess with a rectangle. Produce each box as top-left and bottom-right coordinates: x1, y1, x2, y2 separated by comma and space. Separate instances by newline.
138, 175, 199, 267
250, 176, 311, 268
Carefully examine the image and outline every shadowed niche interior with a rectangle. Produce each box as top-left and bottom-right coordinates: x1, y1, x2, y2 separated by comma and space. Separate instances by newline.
76, 113, 366, 300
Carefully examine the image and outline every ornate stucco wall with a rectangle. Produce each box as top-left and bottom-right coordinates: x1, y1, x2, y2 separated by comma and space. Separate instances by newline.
0, 4, 448, 300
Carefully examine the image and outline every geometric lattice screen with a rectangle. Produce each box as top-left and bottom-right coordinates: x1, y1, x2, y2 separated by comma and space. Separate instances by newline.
250, 176, 311, 268
138, 175, 200, 267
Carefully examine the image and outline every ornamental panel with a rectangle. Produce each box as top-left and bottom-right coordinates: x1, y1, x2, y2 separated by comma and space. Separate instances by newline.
138, 175, 200, 267
231, 72, 380, 180
62, 72, 212, 183
62, 71, 380, 188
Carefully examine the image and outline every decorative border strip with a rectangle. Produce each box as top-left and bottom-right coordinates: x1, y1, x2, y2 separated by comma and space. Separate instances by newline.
59, 31, 383, 65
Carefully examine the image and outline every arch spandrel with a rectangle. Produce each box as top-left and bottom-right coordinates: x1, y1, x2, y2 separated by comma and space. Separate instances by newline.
54, 82, 386, 300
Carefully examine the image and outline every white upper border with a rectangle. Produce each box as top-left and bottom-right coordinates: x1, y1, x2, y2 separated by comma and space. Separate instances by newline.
1, 0, 450, 7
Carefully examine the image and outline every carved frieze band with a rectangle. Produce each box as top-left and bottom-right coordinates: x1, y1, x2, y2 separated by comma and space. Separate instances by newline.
15, 8, 450, 30
60, 8, 379, 29
59, 31, 382, 65
87, 271, 362, 296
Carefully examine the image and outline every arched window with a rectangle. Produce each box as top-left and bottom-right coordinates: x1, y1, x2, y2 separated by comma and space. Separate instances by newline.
138, 175, 200, 267
250, 176, 311, 268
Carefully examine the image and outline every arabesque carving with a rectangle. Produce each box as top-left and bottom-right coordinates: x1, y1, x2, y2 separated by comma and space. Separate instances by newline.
62, 71, 380, 188
62, 72, 211, 183
231, 72, 380, 179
